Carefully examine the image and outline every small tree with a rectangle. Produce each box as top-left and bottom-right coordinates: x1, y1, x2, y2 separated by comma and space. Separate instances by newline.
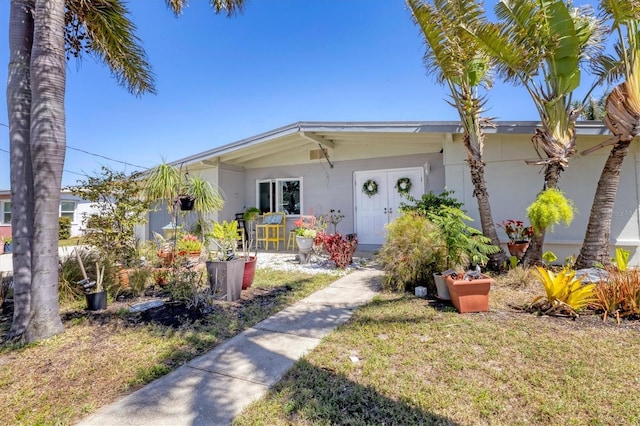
67, 167, 150, 267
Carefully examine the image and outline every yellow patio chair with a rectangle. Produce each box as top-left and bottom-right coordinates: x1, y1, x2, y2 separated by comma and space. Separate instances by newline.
255, 212, 286, 250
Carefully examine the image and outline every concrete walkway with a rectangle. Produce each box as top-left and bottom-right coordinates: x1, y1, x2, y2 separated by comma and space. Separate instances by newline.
77, 266, 383, 426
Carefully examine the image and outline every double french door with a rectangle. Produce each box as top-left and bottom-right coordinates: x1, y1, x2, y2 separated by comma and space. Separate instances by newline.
354, 167, 424, 245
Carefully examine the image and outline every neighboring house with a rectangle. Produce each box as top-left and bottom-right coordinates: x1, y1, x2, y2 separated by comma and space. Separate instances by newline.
139, 120, 636, 266
0, 190, 99, 238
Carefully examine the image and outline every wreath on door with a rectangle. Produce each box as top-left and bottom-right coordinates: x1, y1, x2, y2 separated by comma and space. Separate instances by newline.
395, 177, 412, 195
362, 179, 378, 197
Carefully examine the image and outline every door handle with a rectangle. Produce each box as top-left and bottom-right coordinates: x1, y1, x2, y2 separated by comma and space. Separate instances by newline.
388, 207, 393, 214
383, 207, 388, 214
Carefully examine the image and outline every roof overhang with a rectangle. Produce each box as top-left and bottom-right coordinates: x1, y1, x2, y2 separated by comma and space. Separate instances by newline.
170, 120, 612, 170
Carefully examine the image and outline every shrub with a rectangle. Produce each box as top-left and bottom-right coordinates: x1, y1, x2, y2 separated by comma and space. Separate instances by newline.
377, 212, 446, 293
58, 248, 116, 302
128, 267, 153, 297
592, 267, 640, 323
428, 206, 499, 269
315, 232, 357, 269
527, 188, 575, 234
59, 216, 71, 240
400, 190, 463, 216
530, 267, 596, 317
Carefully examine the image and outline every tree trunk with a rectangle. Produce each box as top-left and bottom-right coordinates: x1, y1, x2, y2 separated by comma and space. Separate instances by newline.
5, 0, 35, 342
575, 142, 630, 269
468, 157, 507, 270
576, 82, 639, 269
21, 0, 66, 342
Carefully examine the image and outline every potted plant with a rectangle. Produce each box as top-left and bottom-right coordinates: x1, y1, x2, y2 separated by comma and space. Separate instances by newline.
176, 233, 203, 259
428, 206, 499, 300
240, 207, 261, 289
498, 219, 533, 260
444, 270, 495, 313
293, 216, 317, 264
206, 220, 244, 301
3, 237, 12, 254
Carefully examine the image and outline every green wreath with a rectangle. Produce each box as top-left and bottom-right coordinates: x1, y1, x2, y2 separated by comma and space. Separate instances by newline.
362, 179, 378, 197
395, 177, 412, 195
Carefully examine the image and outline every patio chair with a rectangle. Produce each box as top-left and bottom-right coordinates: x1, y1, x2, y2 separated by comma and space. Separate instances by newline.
255, 212, 286, 250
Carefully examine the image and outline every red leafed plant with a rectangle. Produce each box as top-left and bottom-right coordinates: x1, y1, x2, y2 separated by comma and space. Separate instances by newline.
315, 232, 358, 269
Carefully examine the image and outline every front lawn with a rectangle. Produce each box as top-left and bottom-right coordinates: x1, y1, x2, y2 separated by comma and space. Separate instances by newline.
235, 274, 640, 425
0, 268, 336, 425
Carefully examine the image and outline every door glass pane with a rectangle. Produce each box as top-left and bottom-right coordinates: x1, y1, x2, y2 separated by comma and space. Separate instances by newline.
258, 182, 271, 213
279, 180, 300, 215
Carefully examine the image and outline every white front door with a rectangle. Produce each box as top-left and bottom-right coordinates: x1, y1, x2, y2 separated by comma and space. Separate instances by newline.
354, 167, 424, 245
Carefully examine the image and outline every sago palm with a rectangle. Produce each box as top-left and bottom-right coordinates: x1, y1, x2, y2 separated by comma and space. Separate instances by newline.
408, 0, 506, 270
468, 0, 603, 265
576, 1, 640, 268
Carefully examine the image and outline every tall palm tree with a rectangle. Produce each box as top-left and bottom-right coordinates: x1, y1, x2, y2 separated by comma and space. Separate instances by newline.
5, 0, 245, 343
576, 1, 640, 269
407, 0, 506, 270
469, 0, 602, 265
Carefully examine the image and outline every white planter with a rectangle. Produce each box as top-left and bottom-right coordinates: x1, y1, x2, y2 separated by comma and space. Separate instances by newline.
434, 273, 450, 300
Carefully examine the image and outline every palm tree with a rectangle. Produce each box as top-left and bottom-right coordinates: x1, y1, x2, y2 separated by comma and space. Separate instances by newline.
5, 0, 245, 343
576, 1, 640, 269
469, 0, 603, 265
407, 0, 506, 270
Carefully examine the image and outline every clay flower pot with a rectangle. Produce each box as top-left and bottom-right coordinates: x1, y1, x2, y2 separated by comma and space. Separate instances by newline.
507, 241, 529, 259
445, 273, 494, 313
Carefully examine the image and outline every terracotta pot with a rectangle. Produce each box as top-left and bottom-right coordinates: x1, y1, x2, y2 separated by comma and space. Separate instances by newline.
507, 242, 529, 259
118, 268, 130, 289
242, 256, 257, 290
445, 273, 494, 313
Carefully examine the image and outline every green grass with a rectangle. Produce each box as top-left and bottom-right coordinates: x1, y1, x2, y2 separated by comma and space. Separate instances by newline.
235, 292, 640, 425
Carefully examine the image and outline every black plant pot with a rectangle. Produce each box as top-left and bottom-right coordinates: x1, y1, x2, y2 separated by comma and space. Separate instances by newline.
179, 196, 195, 211
86, 291, 107, 311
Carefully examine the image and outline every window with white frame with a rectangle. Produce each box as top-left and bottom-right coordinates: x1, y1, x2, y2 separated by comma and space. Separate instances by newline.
1, 202, 10, 224
60, 201, 76, 220
257, 178, 302, 215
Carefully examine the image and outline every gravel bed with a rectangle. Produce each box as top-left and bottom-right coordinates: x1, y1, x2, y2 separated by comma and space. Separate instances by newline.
254, 251, 373, 276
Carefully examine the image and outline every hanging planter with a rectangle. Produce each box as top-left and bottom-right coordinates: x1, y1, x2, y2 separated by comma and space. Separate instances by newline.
178, 195, 195, 211
362, 179, 378, 197
395, 177, 412, 195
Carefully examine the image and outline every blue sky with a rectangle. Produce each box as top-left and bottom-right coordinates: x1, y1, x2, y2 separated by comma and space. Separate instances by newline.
0, 0, 603, 188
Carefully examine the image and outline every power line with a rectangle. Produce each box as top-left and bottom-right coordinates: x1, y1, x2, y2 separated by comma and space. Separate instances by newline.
65, 145, 147, 170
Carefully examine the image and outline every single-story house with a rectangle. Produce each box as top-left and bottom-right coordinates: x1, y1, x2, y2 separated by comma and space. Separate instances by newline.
0, 190, 100, 239
142, 120, 637, 266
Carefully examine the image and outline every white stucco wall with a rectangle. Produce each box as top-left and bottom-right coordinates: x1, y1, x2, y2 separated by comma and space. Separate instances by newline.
444, 132, 640, 265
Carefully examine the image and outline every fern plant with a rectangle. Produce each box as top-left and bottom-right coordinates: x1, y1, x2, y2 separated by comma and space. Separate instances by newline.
428, 206, 499, 270
531, 267, 596, 317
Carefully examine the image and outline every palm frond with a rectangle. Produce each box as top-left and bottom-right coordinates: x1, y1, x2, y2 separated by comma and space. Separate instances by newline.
166, 0, 245, 17
66, 0, 156, 96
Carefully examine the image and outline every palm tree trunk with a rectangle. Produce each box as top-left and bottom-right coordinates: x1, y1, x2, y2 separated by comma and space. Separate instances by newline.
576, 141, 631, 269
24, 0, 66, 341
468, 157, 507, 270
5, 0, 35, 342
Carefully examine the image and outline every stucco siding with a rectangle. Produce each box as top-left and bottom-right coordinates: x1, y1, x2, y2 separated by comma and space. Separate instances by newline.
445, 132, 640, 264
243, 153, 445, 235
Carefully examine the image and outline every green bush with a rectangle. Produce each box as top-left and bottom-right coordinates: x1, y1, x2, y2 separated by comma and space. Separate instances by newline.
527, 188, 575, 234
59, 217, 71, 240
58, 248, 116, 302
377, 212, 446, 293
400, 190, 463, 216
